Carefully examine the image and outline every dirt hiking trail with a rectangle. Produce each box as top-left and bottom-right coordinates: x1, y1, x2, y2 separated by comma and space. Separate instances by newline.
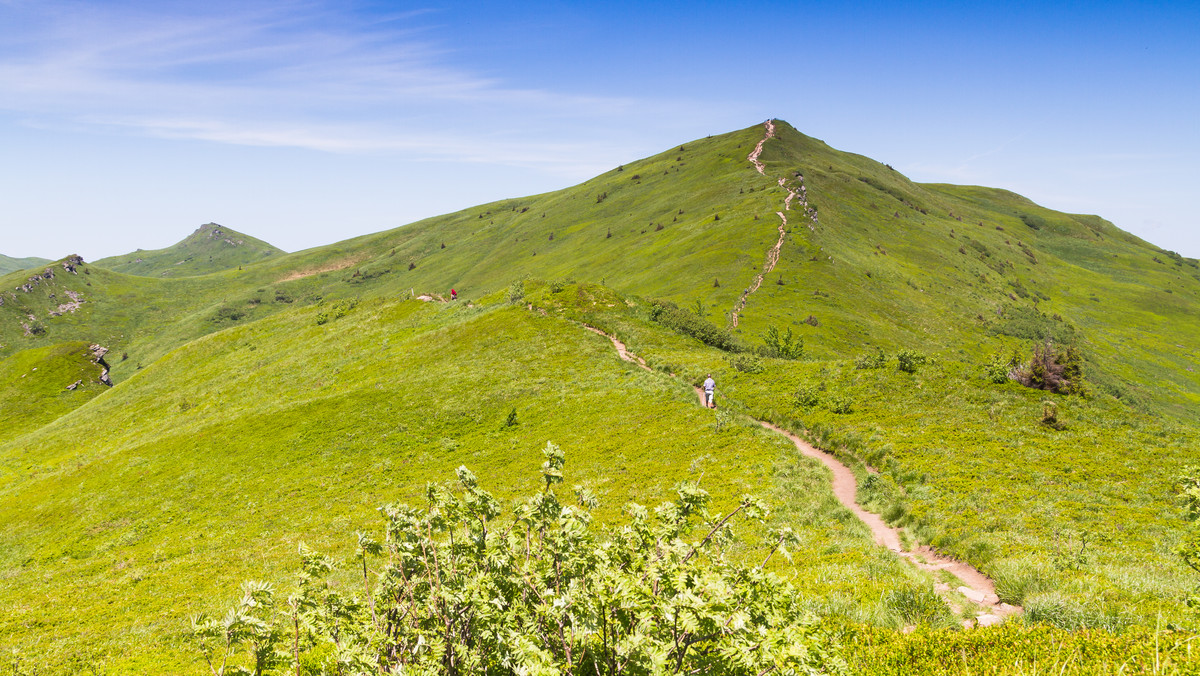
585, 325, 1021, 629
731, 120, 821, 328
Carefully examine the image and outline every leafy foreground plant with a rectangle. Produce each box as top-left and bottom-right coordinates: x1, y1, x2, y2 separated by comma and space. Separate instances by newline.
194, 443, 846, 675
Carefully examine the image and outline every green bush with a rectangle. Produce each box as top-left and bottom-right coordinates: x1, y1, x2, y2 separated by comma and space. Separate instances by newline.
854, 348, 887, 369
211, 305, 246, 323
896, 350, 923, 373
794, 383, 821, 408
763, 325, 803, 359
1176, 466, 1200, 521
507, 280, 525, 304
728, 353, 764, 373
648, 299, 737, 351
827, 394, 854, 414
197, 446, 849, 675
984, 353, 1014, 384
314, 297, 358, 326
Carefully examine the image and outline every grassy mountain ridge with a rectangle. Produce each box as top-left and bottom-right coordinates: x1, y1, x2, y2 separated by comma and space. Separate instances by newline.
0, 254, 51, 276
6, 122, 1194, 419
93, 222, 284, 277
3, 120, 1200, 671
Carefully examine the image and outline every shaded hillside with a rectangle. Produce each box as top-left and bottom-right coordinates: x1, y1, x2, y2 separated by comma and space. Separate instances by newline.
94, 223, 283, 277
0, 253, 50, 275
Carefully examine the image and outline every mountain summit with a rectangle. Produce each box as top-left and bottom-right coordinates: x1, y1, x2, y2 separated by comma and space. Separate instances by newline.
94, 222, 284, 277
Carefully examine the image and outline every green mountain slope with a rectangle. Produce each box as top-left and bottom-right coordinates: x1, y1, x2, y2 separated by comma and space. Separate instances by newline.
3, 120, 1200, 671
0, 290, 923, 670
93, 222, 284, 277
0, 254, 51, 276
0, 341, 109, 445
5, 121, 1195, 420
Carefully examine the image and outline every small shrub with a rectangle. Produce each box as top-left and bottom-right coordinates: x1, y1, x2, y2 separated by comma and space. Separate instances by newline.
507, 280, 525, 305
805, 315, 819, 326
212, 306, 246, 323
854, 348, 887, 370
712, 278, 720, 288
1012, 341, 1085, 395
648, 300, 736, 351
1041, 400, 1064, 430
714, 410, 732, 432
763, 325, 803, 359
1175, 466, 1200, 521
794, 384, 820, 408
826, 395, 853, 414
1019, 213, 1047, 231
896, 350, 925, 373
504, 408, 518, 428
315, 298, 358, 325
984, 353, 1014, 384
728, 353, 764, 374
408, 262, 416, 271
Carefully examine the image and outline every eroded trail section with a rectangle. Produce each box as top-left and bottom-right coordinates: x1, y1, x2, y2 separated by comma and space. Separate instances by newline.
730, 217, 787, 328
747, 120, 776, 175
732, 120, 788, 327
584, 326, 652, 372
731, 120, 820, 327
585, 324, 1020, 628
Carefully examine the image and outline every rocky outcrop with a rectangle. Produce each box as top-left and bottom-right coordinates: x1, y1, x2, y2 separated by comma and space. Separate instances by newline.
90, 344, 113, 387
48, 289, 84, 317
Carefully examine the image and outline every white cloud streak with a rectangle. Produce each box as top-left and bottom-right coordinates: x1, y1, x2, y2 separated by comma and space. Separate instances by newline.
0, 1, 646, 172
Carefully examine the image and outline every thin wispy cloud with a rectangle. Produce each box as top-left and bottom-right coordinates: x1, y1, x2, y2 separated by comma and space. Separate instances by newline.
0, 1, 646, 172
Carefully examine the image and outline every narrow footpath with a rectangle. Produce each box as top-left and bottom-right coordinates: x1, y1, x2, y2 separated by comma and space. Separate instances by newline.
585, 325, 1021, 629
731, 120, 821, 327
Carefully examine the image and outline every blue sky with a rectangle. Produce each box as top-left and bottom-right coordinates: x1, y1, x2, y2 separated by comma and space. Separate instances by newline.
1, 0, 1197, 260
